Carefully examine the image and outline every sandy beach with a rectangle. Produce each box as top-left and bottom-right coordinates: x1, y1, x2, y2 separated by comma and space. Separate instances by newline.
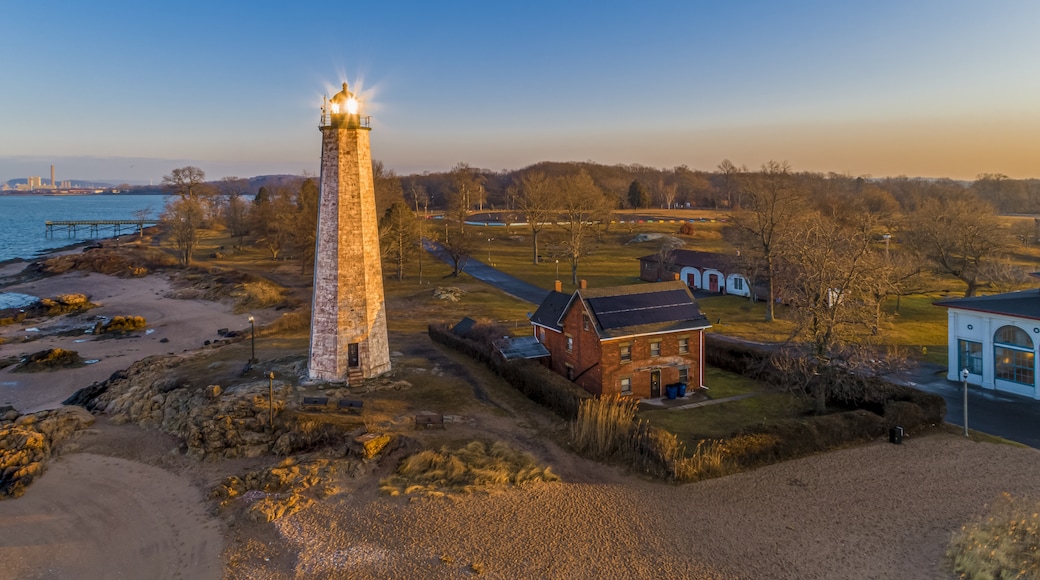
0, 270, 264, 413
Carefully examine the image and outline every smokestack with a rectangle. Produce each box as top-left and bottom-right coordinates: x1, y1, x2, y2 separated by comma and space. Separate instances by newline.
579, 279, 587, 289
554, 280, 562, 293
51, 165, 55, 187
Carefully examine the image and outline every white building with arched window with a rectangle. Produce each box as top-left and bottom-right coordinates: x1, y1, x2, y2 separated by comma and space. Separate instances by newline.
936, 290, 1040, 398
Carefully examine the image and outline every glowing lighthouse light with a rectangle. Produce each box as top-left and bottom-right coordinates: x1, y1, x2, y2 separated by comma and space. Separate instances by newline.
346, 96, 359, 115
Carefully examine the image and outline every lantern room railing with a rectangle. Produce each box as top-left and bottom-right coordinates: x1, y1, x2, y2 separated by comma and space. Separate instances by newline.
320, 109, 371, 129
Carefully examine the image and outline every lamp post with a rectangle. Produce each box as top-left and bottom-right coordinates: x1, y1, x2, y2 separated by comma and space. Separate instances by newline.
882, 233, 891, 259
487, 237, 493, 265
555, 259, 559, 280
268, 372, 275, 429
960, 368, 970, 437
248, 315, 256, 365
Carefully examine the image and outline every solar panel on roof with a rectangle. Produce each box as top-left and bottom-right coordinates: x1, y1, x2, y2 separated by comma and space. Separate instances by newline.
587, 289, 703, 330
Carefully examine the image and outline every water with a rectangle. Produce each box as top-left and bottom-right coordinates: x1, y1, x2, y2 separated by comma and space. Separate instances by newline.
0, 194, 167, 262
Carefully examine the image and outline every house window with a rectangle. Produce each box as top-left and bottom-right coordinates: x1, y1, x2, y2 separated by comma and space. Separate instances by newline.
733, 277, 744, 291
566, 335, 573, 352
994, 326, 1034, 386
620, 377, 632, 394
650, 341, 661, 357
583, 313, 591, 331
620, 343, 631, 363
958, 340, 982, 375
678, 337, 689, 354
565, 364, 574, 380
539, 328, 545, 341
678, 367, 689, 384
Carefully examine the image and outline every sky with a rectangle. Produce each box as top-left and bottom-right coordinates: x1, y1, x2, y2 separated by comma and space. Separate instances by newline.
2, 1, 1039, 184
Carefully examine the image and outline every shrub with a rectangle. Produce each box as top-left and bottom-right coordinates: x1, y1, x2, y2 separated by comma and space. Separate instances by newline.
947, 493, 1040, 579
677, 222, 696, 236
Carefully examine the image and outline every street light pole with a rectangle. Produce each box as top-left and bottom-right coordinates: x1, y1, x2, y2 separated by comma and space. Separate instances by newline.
487, 237, 493, 264
960, 368, 970, 437
555, 259, 559, 280
883, 233, 891, 259
248, 315, 256, 365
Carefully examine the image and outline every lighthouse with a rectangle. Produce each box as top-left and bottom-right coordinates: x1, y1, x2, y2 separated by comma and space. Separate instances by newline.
308, 82, 391, 383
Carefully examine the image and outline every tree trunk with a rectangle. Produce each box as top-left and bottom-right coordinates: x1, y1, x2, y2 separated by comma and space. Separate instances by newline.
531, 228, 540, 265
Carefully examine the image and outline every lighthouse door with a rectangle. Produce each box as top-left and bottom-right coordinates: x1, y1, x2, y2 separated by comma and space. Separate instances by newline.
347, 343, 360, 367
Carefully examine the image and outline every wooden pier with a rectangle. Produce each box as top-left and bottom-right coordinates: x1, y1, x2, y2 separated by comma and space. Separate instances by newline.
44, 220, 159, 238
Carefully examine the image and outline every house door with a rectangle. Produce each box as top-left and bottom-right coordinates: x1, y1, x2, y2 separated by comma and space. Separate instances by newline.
347, 343, 360, 368
650, 370, 661, 398
686, 272, 696, 289
708, 274, 719, 293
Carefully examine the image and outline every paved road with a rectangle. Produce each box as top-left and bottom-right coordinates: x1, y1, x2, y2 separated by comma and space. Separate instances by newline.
423, 239, 550, 305
898, 363, 1040, 448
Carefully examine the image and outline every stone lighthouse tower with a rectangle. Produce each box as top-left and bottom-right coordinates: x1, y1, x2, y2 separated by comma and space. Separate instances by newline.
308, 82, 391, 383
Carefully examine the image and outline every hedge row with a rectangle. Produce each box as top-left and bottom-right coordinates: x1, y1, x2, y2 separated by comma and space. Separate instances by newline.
428, 324, 591, 420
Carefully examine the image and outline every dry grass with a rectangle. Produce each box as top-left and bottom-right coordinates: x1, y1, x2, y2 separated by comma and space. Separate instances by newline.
231, 280, 288, 312
379, 440, 559, 497
569, 396, 639, 457
947, 492, 1040, 579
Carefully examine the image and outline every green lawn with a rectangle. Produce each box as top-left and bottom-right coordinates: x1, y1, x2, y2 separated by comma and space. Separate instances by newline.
637, 366, 812, 443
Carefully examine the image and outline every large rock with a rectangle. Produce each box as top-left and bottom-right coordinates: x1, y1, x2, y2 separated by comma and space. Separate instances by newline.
0, 406, 95, 498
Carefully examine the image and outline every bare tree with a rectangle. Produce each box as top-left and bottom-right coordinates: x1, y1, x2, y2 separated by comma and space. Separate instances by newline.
448, 163, 485, 230
373, 160, 404, 217
979, 259, 1032, 294
715, 159, 746, 209
727, 161, 807, 321
557, 170, 612, 285
515, 171, 557, 265
902, 193, 1013, 296
251, 187, 296, 259
291, 178, 319, 273
441, 228, 474, 277
161, 197, 205, 267
162, 166, 207, 200
379, 202, 420, 280
775, 213, 889, 414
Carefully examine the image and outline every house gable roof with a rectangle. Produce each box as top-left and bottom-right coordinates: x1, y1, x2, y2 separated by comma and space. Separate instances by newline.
529, 290, 570, 332
638, 249, 738, 274
935, 289, 1040, 321
566, 280, 711, 339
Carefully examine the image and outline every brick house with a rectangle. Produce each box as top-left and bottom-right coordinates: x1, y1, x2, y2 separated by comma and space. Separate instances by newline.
530, 280, 711, 398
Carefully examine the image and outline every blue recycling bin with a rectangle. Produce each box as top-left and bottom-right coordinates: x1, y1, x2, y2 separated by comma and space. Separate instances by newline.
677, 383, 687, 398
666, 384, 678, 400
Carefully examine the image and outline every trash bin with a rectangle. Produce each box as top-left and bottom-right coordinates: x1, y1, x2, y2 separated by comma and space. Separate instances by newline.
677, 383, 687, 398
665, 384, 678, 400
889, 426, 903, 445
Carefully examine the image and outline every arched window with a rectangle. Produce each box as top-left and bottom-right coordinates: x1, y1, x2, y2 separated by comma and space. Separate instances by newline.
994, 325, 1035, 386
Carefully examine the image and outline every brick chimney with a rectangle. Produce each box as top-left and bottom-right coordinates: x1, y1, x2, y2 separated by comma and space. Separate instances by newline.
554, 280, 562, 293
579, 279, 587, 289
